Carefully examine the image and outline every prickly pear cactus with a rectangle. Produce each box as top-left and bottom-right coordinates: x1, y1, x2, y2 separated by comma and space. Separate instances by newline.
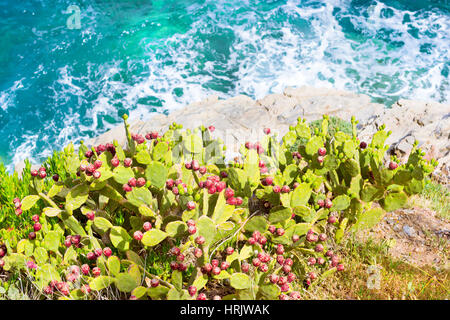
0, 114, 436, 300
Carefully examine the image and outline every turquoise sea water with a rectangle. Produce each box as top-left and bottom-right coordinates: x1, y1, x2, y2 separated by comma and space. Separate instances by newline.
0, 0, 449, 169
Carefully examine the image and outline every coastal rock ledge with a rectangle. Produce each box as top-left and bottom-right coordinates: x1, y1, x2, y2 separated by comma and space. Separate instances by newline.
71, 87, 450, 184
87, 86, 449, 183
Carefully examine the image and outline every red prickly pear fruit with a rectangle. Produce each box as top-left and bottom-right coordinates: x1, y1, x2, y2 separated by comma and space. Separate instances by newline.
86, 211, 95, 221
276, 255, 285, 265
244, 142, 253, 149
328, 215, 337, 224
318, 199, 325, 207
186, 201, 196, 210
325, 250, 333, 257
389, 161, 398, 170
289, 291, 301, 300
216, 181, 226, 192
268, 225, 276, 234
308, 272, 317, 280
252, 231, 261, 241
194, 248, 203, 258
81, 264, 90, 275
87, 164, 95, 174
319, 233, 327, 241
94, 248, 103, 257
136, 177, 146, 187
211, 259, 219, 267
263, 128, 271, 135
195, 236, 205, 245
170, 261, 179, 270
315, 244, 324, 252
224, 188, 234, 199
39, 171, 47, 179
94, 160, 102, 169
166, 179, 174, 189
64, 238, 72, 247
236, 197, 243, 205
281, 185, 290, 193
87, 252, 96, 261
317, 257, 325, 265
212, 266, 221, 275
202, 263, 213, 274
269, 274, 279, 284
276, 244, 285, 255
252, 258, 261, 267
103, 247, 112, 257
259, 263, 269, 272
337, 264, 344, 271
221, 261, 230, 270
188, 225, 197, 235
177, 254, 185, 262
123, 184, 132, 192
199, 166, 207, 174
324, 198, 333, 209
133, 231, 143, 241
284, 258, 293, 266
93, 170, 101, 179
273, 185, 281, 193
241, 263, 250, 273
170, 247, 181, 256
292, 234, 300, 242
360, 141, 367, 149
225, 247, 234, 255
128, 177, 137, 187
197, 293, 207, 300
213, 295, 221, 300
277, 276, 287, 286
123, 158, 132, 167
318, 147, 326, 156
33, 222, 42, 232
263, 176, 274, 186
28, 232, 36, 240
178, 263, 188, 272
307, 257, 317, 265
191, 160, 200, 171
185, 162, 192, 170
143, 221, 152, 231
260, 167, 268, 174
111, 157, 120, 167
248, 237, 256, 245
282, 264, 291, 274
188, 286, 197, 297
258, 160, 265, 168
150, 279, 160, 287
259, 236, 267, 245
32, 215, 40, 222
226, 197, 237, 205
220, 171, 228, 178
280, 283, 290, 292
208, 125, 215, 132
287, 272, 296, 283
52, 174, 59, 182
208, 186, 216, 194
276, 228, 285, 236
31, 169, 38, 177
71, 235, 81, 244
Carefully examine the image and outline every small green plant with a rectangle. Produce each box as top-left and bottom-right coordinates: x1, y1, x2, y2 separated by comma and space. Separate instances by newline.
0, 114, 436, 300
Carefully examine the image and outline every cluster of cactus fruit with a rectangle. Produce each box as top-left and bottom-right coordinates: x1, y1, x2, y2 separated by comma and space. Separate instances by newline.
0, 114, 437, 300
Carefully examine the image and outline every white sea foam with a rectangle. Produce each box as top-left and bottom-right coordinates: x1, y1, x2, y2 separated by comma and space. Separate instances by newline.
8, 0, 450, 171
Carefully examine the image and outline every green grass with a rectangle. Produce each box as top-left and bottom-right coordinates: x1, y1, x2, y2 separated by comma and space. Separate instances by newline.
408, 179, 450, 220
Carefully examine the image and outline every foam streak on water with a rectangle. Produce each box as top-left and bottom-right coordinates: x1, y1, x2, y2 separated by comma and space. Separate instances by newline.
0, 0, 448, 170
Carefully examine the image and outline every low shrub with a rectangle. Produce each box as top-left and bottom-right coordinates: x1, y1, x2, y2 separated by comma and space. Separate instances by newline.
0, 114, 437, 300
